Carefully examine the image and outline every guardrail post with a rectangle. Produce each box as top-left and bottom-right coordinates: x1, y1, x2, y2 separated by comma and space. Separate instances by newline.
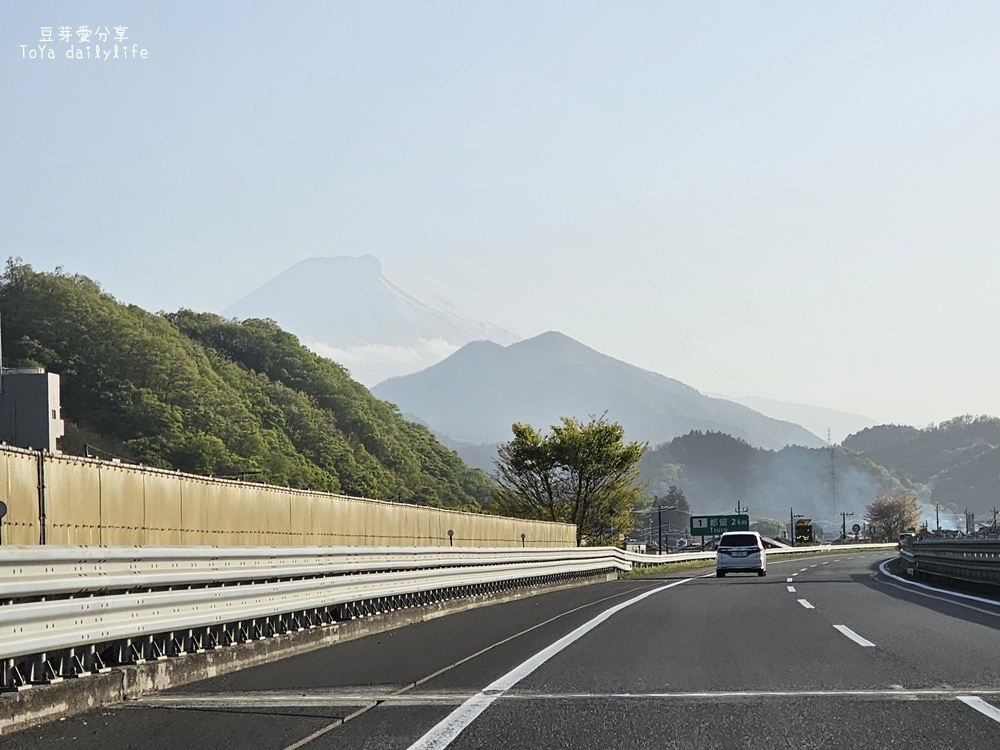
36, 450, 46, 545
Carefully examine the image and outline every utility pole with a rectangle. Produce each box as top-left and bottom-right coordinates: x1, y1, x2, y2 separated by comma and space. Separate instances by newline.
840, 511, 854, 539
658, 504, 663, 557
735, 500, 749, 515
935, 503, 940, 532
828, 429, 838, 513
646, 502, 678, 556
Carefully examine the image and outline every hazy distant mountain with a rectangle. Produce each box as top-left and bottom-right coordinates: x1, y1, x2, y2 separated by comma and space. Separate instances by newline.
223, 255, 519, 385
710, 394, 879, 444
641, 431, 909, 531
372, 331, 826, 451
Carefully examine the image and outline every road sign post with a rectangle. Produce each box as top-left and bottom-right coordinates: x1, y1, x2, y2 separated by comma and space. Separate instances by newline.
795, 518, 813, 545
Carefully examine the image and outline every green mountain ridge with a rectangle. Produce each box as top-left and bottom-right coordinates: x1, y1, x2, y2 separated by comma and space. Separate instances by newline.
844, 416, 1000, 519
0, 261, 492, 509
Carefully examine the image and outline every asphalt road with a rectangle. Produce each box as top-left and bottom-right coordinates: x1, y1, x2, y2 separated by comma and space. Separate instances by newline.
6, 551, 1000, 749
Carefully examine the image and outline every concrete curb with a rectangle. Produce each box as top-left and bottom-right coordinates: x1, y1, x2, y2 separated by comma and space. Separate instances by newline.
0, 571, 617, 736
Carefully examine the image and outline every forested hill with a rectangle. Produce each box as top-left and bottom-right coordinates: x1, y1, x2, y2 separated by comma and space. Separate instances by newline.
843, 416, 1000, 515
0, 262, 493, 508
641, 430, 910, 525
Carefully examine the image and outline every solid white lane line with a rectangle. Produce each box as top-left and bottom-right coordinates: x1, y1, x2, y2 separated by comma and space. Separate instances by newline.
280, 582, 669, 750
833, 625, 875, 648
878, 560, 1000, 609
406, 576, 696, 750
787, 586, 796, 593
146, 687, 1000, 718
958, 696, 1000, 724
798, 599, 815, 609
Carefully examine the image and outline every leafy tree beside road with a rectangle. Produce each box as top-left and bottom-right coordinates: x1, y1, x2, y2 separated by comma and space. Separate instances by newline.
866, 492, 921, 542
493, 415, 647, 546
750, 517, 787, 539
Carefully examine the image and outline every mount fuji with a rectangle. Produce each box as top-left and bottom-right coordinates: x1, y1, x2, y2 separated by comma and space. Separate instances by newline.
223, 255, 519, 385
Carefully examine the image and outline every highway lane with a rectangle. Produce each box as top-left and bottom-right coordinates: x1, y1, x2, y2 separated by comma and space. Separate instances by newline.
5, 552, 1000, 749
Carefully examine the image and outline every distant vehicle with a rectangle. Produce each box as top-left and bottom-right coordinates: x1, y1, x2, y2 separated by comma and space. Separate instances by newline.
716, 531, 766, 578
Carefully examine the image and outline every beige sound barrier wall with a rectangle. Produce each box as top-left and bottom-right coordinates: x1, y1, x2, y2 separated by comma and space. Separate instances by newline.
0, 447, 576, 548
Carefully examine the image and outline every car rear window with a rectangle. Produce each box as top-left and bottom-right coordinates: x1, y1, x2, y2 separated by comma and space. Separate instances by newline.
720, 534, 758, 547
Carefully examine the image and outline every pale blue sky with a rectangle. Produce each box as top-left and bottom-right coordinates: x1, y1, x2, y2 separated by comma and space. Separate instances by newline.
3, 1, 999, 426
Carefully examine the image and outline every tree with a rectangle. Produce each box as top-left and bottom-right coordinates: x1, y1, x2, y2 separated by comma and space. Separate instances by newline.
653, 485, 691, 533
751, 517, 786, 539
0, 260, 494, 509
866, 492, 920, 542
493, 415, 647, 545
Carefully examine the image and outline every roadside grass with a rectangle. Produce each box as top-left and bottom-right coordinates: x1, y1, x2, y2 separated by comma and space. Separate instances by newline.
619, 559, 713, 578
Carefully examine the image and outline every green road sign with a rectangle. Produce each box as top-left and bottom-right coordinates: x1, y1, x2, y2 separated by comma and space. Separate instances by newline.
690, 514, 750, 537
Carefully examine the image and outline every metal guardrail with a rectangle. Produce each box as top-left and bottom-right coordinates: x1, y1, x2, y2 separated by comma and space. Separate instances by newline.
0, 542, 895, 690
623, 542, 896, 567
899, 538, 1000, 586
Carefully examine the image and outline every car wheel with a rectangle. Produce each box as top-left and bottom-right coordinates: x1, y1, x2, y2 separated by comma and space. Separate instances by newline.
757, 569, 765, 577
716, 571, 725, 578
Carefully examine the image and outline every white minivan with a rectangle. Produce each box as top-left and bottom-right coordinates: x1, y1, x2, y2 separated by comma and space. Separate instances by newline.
715, 531, 766, 577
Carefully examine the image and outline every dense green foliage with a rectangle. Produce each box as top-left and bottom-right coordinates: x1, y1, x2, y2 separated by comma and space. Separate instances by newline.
0, 261, 493, 508
750, 517, 787, 539
493, 415, 647, 545
845, 415, 1000, 484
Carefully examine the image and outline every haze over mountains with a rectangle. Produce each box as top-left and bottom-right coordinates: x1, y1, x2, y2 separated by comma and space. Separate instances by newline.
372, 332, 826, 454
709, 394, 878, 445
223, 255, 519, 385
224, 255, 878, 454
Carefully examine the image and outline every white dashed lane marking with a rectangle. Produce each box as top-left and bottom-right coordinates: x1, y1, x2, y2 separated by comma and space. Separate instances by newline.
833, 625, 875, 648
798, 599, 815, 610
787, 586, 796, 593
958, 696, 1000, 725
